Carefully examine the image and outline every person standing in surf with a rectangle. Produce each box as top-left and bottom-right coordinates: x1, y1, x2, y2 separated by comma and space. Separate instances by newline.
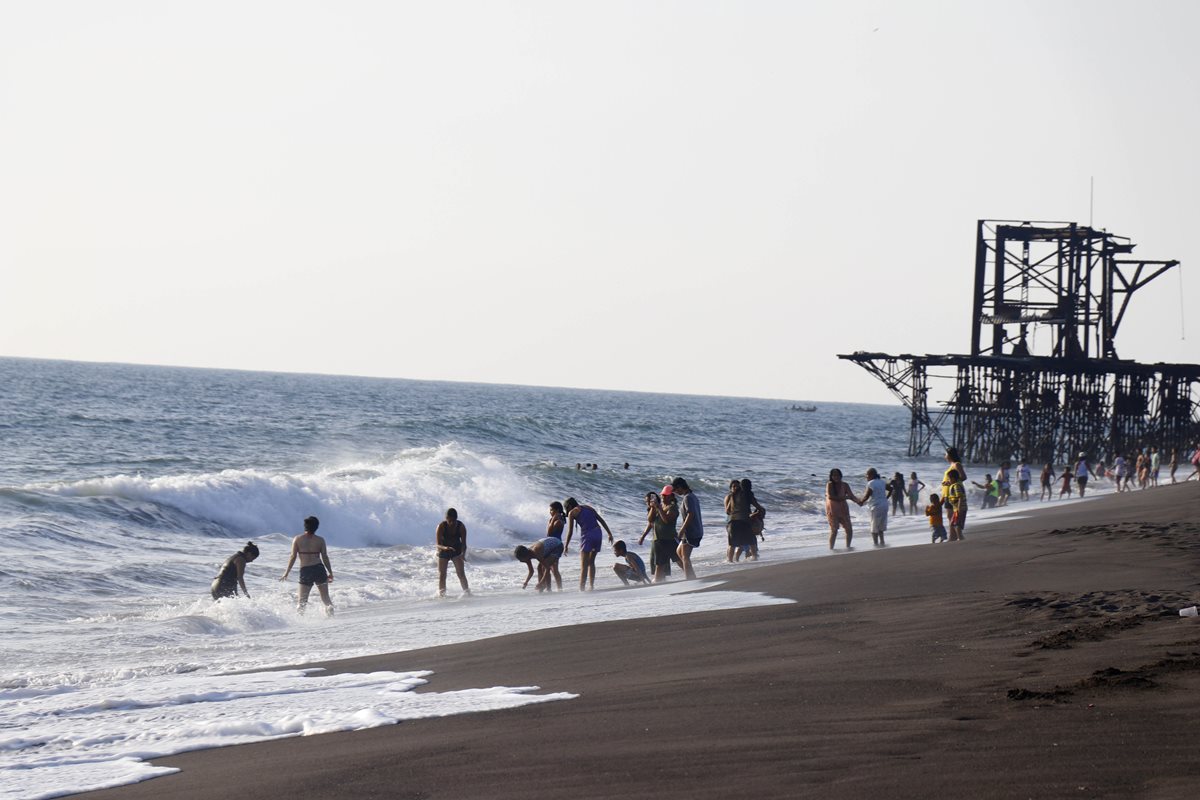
547, 501, 566, 540
672, 477, 703, 580
563, 497, 615, 591
210, 542, 259, 600
825, 468, 859, 550
858, 468, 890, 546
280, 516, 334, 615
724, 479, 754, 563
639, 485, 681, 582
435, 507, 471, 598
941, 446, 969, 534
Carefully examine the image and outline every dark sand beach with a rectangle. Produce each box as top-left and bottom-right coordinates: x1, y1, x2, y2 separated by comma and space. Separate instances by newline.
80, 483, 1200, 800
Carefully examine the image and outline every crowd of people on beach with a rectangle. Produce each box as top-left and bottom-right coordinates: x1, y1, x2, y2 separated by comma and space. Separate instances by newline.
213, 442, 1200, 607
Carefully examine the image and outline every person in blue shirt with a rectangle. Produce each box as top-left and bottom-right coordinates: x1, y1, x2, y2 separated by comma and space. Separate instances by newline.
612, 540, 650, 586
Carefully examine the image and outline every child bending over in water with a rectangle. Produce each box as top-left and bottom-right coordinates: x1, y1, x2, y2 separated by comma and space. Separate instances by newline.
514, 537, 564, 592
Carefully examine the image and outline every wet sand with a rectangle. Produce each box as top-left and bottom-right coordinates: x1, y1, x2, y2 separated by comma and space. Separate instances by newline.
79, 482, 1200, 800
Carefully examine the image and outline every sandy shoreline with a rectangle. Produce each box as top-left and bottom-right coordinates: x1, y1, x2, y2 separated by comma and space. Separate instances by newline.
78, 483, 1200, 800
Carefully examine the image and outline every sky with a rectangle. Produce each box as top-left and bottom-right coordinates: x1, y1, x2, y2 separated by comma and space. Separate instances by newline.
1, 0, 1197, 403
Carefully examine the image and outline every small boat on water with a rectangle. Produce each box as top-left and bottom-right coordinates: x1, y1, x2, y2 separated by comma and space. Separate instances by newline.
787, 404, 817, 412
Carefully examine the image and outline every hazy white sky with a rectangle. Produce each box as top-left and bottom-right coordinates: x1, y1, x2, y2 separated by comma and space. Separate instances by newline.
2, 1, 1197, 402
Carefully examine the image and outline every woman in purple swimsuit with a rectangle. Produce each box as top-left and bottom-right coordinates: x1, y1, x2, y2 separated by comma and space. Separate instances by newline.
562, 497, 614, 591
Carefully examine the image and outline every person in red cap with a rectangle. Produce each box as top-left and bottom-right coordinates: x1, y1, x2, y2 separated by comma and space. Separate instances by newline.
638, 485, 680, 582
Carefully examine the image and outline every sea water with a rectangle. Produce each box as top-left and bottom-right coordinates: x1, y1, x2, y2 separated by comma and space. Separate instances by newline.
0, 357, 1096, 799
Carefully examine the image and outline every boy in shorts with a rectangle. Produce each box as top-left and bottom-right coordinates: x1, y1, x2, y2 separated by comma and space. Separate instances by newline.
925, 493, 948, 543
944, 470, 967, 541
612, 540, 651, 586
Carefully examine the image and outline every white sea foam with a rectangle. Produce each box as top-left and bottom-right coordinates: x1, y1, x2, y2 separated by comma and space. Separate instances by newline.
0, 575, 793, 800
37, 443, 548, 548
0, 668, 575, 800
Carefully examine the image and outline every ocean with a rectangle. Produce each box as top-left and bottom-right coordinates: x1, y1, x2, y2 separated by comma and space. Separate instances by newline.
0, 357, 1065, 799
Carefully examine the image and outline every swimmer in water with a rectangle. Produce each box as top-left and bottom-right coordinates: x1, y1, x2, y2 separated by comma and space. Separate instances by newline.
211, 541, 259, 600
280, 516, 334, 615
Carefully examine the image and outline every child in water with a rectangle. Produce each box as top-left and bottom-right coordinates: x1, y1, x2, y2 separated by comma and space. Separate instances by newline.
925, 494, 948, 543
612, 540, 650, 586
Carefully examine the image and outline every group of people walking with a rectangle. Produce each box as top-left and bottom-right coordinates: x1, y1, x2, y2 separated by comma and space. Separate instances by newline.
215, 442, 1200, 607
825, 448, 970, 549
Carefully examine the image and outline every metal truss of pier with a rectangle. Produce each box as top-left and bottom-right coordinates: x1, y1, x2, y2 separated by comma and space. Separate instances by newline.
839, 220, 1199, 464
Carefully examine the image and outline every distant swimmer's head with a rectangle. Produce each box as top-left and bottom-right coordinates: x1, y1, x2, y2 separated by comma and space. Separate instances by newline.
242, 541, 260, 561
829, 468, 842, 482
729, 479, 740, 492
945, 446, 961, 463
670, 477, 690, 493
303, 516, 320, 534
445, 508, 458, 521
563, 497, 579, 512
514, 545, 532, 562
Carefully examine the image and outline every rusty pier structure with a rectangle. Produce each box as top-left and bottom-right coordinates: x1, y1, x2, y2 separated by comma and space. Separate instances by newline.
839, 220, 1199, 464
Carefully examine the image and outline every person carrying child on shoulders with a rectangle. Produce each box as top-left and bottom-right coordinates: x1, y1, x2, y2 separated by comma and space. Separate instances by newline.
612, 540, 651, 586
925, 494, 948, 543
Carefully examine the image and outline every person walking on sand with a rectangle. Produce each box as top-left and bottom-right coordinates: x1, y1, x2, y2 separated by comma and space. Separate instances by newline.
672, 477, 703, 580
825, 468, 859, 549
1058, 467, 1073, 499
435, 508, 471, 598
211, 541, 259, 600
1169, 449, 1179, 484
1150, 447, 1161, 487
859, 468, 890, 547
514, 537, 564, 592
1039, 463, 1055, 501
280, 516, 334, 615
563, 497, 614, 591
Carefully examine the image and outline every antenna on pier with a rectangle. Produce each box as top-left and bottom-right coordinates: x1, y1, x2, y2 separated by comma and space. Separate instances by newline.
1089, 176, 1094, 227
